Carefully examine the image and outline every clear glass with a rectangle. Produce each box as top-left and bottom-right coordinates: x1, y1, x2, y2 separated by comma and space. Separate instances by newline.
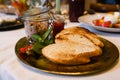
24, 20, 49, 43
23, 7, 50, 43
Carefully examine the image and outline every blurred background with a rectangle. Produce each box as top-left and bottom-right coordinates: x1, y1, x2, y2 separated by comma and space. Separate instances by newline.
0, 0, 119, 17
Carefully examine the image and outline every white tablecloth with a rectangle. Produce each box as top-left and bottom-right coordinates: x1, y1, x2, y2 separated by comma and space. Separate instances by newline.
0, 22, 120, 80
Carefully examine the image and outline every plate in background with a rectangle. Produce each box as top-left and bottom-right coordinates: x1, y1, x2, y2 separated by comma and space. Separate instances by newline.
78, 13, 120, 32
0, 13, 24, 31
0, 22, 24, 31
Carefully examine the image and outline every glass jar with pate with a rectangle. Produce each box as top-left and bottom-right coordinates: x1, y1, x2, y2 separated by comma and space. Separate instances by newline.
22, 7, 51, 43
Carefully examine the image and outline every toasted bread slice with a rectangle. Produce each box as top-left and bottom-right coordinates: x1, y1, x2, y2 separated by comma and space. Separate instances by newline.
55, 33, 102, 54
56, 27, 104, 47
55, 33, 96, 47
42, 42, 102, 65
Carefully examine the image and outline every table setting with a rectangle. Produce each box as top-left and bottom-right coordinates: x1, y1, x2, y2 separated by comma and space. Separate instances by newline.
0, 0, 120, 80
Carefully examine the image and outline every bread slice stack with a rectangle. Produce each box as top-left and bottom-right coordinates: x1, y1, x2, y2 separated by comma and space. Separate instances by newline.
42, 27, 104, 65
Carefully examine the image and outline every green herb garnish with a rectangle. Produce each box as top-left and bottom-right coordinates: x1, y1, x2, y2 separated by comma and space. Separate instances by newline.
31, 26, 53, 54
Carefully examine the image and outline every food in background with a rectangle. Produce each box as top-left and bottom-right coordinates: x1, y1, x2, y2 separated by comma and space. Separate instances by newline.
12, 0, 28, 16
93, 12, 120, 28
0, 13, 18, 26
92, 17, 112, 27
0, 5, 16, 14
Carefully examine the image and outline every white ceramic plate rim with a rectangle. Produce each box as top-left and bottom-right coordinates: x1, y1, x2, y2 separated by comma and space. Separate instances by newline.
78, 13, 120, 32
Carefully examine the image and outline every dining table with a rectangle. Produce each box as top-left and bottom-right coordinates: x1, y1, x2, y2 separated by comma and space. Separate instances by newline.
0, 17, 120, 80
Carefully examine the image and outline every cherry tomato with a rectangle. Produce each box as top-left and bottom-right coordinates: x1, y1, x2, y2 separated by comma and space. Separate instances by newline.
101, 21, 112, 27
20, 45, 32, 53
93, 17, 112, 27
93, 19, 104, 26
20, 47, 27, 53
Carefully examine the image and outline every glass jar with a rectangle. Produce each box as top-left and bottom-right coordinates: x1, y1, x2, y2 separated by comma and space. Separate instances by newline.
52, 14, 65, 38
22, 7, 50, 43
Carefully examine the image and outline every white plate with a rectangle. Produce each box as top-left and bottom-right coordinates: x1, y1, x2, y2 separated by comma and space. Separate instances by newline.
78, 13, 120, 32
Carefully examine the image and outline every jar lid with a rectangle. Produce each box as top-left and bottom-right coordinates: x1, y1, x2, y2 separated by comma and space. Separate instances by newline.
22, 7, 50, 21
23, 7, 49, 17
